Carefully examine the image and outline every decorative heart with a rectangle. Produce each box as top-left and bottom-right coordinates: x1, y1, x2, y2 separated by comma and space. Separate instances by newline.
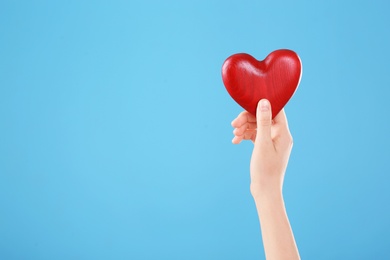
222, 49, 302, 118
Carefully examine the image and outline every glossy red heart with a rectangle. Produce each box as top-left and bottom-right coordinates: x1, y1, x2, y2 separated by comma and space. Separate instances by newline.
222, 49, 302, 118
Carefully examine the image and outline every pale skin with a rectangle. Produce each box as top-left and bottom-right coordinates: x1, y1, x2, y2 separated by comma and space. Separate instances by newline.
231, 99, 300, 260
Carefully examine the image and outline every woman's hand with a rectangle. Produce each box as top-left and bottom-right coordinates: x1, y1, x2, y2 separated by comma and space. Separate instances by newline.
231, 99, 293, 197
231, 99, 300, 260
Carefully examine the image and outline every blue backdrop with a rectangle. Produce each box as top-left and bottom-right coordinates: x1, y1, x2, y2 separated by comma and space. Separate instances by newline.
1, 0, 389, 259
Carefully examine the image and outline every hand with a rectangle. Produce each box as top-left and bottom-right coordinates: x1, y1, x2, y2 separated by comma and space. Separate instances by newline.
232, 100, 299, 259
231, 99, 293, 196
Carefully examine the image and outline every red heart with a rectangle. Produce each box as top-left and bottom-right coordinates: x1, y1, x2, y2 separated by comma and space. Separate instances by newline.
222, 49, 302, 118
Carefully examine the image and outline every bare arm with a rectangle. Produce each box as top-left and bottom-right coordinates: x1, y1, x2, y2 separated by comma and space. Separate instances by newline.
231, 99, 300, 260
253, 190, 299, 260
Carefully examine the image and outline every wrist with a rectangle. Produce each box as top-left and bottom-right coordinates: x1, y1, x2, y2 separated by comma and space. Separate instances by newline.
251, 190, 285, 215
250, 183, 283, 202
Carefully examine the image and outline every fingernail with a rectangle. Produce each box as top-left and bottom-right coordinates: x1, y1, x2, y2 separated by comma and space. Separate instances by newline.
260, 99, 269, 112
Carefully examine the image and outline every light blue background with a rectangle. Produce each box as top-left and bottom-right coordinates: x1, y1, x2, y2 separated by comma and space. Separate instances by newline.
1, 0, 389, 259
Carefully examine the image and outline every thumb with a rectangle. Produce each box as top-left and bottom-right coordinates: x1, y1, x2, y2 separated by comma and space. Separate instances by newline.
256, 99, 272, 142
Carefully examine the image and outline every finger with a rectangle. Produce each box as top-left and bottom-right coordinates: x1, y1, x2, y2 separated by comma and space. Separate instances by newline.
273, 109, 288, 126
231, 111, 256, 128
232, 128, 257, 144
272, 109, 291, 135
255, 99, 272, 143
243, 130, 256, 140
232, 135, 243, 144
233, 122, 257, 136
273, 109, 293, 147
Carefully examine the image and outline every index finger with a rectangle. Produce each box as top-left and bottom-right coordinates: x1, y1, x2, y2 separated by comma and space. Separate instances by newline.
273, 109, 290, 131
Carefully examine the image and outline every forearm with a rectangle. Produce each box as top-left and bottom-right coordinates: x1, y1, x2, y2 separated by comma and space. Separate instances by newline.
253, 191, 300, 260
